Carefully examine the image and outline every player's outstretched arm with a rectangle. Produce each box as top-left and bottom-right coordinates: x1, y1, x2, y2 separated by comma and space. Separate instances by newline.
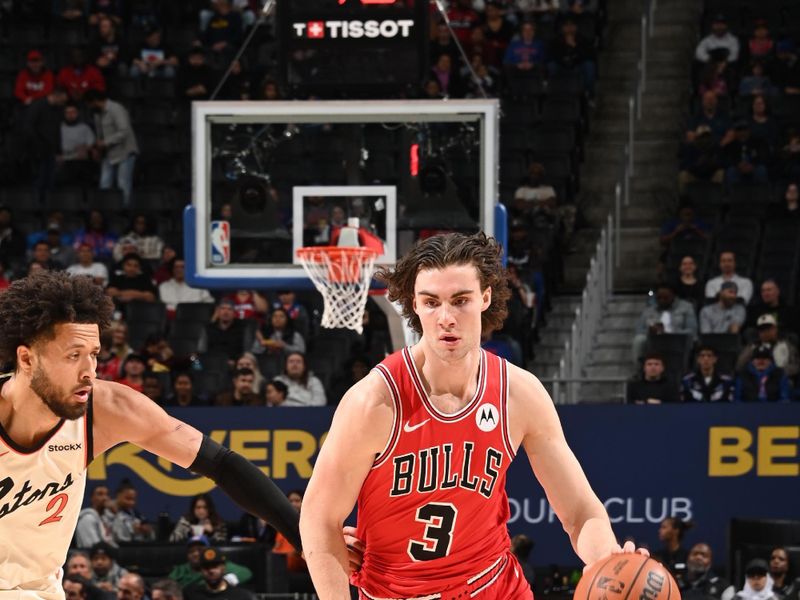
508, 365, 618, 565
300, 372, 394, 600
91, 380, 302, 550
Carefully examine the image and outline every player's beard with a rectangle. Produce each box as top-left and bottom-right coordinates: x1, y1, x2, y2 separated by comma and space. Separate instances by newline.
30, 364, 88, 420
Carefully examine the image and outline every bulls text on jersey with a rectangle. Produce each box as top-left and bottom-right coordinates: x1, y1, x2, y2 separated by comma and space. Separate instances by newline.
390, 442, 503, 499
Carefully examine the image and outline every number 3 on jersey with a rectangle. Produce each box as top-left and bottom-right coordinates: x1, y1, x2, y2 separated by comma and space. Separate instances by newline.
407, 503, 458, 561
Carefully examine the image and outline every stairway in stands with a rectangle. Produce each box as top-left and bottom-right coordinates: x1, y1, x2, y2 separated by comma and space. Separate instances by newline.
531, 0, 700, 391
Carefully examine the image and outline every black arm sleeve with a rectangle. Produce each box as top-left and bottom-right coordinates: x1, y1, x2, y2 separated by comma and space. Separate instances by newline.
189, 435, 302, 551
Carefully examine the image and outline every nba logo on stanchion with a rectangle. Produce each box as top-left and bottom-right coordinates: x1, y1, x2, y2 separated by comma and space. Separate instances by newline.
210, 221, 230, 265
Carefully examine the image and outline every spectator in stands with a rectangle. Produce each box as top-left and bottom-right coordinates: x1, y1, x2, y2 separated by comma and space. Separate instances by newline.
511, 534, 536, 588
216, 59, 250, 101
170, 494, 228, 544
735, 560, 779, 600
681, 543, 735, 600
548, 17, 596, 97
141, 334, 175, 371
678, 125, 724, 192
659, 204, 710, 253
739, 61, 775, 97
423, 78, 444, 99
75, 485, 113, 549
0, 206, 27, 272
62, 574, 90, 600
106, 253, 157, 305
169, 536, 252, 589
107, 480, 155, 544
154, 244, 179, 284
672, 256, 704, 310
65, 552, 94, 580
113, 214, 164, 261
723, 121, 770, 185
180, 47, 215, 103
632, 283, 698, 363
14, 49, 54, 106
626, 353, 680, 404
446, 0, 481, 46
777, 137, 800, 183
151, 579, 184, 600
116, 573, 146, 600
89, 542, 128, 591
431, 22, 458, 62
110, 320, 133, 362
0, 260, 10, 292
430, 54, 465, 98
166, 372, 201, 407
504, 20, 546, 76
67, 243, 109, 287
235, 353, 266, 394
142, 372, 165, 403
654, 517, 692, 576
214, 368, 263, 407
111, 238, 154, 279
224, 289, 268, 321
129, 26, 179, 79
57, 47, 106, 102
57, 102, 96, 184
90, 16, 124, 84
96, 331, 121, 380
747, 19, 774, 60
771, 182, 799, 222
737, 314, 799, 377
705, 251, 754, 303
206, 298, 247, 363
183, 547, 255, 600
274, 352, 327, 407
258, 78, 282, 101
273, 290, 309, 334
88, 0, 123, 27
29, 240, 62, 271
201, 0, 243, 66
747, 95, 779, 153
116, 354, 146, 392
735, 345, 792, 402
253, 307, 306, 359
330, 356, 372, 406
481, 1, 515, 68
681, 346, 734, 402
687, 91, 730, 145
698, 60, 729, 97
462, 52, 500, 98
44, 225, 76, 268
25, 86, 68, 203
695, 14, 739, 65
200, 0, 256, 30
159, 258, 214, 317
769, 39, 800, 96
73, 210, 118, 262
272, 490, 312, 593
265, 379, 289, 407
700, 282, 746, 334
84, 89, 139, 207
769, 547, 800, 600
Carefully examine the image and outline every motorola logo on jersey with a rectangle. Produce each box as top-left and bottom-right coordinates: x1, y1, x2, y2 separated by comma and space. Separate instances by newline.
476, 404, 499, 433
292, 19, 415, 40
48, 443, 82, 452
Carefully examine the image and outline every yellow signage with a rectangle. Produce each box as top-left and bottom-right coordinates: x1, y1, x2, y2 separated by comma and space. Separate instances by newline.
708, 426, 799, 477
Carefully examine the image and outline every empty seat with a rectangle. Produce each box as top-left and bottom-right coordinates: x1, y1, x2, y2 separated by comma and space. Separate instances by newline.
646, 333, 692, 382
88, 188, 125, 211
168, 321, 208, 356
126, 301, 167, 331
175, 302, 215, 324
728, 184, 772, 205
685, 181, 725, 207
46, 187, 86, 212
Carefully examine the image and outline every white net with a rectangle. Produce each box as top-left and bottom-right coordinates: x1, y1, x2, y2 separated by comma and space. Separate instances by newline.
296, 247, 379, 334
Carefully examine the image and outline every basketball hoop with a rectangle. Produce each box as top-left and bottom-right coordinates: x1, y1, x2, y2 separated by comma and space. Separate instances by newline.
296, 246, 379, 334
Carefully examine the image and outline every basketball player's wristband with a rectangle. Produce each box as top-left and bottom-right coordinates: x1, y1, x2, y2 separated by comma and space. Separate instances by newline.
189, 435, 302, 552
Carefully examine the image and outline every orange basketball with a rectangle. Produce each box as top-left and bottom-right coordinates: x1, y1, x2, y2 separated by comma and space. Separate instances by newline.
574, 554, 680, 600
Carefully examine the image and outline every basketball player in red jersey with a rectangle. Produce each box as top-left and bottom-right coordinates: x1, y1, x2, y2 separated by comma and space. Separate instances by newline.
0, 271, 341, 599
300, 233, 646, 599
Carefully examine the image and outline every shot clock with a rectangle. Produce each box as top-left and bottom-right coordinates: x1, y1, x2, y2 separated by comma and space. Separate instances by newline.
277, 0, 429, 96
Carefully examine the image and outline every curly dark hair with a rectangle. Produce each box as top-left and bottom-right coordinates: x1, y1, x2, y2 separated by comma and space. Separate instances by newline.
0, 270, 114, 368
376, 232, 510, 335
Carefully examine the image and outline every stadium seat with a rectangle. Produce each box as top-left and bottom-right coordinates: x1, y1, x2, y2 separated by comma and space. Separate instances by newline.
46, 187, 86, 212
646, 333, 692, 385
125, 302, 167, 347
175, 302, 215, 324
168, 320, 208, 356
88, 188, 125, 212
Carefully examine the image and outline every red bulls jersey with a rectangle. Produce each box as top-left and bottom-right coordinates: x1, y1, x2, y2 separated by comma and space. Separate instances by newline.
352, 348, 517, 598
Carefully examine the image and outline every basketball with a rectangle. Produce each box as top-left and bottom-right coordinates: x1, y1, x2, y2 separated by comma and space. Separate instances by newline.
575, 554, 679, 600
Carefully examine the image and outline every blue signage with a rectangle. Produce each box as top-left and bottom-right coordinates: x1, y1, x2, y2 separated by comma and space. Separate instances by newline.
87, 404, 800, 565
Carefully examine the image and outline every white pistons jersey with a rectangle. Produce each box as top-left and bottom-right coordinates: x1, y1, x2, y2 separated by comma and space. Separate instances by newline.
0, 383, 91, 594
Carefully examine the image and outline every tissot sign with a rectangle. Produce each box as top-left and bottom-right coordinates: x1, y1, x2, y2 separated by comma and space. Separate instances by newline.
292, 19, 416, 39
278, 0, 428, 94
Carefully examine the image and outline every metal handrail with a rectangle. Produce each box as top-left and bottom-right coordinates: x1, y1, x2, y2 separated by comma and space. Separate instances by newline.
549, 0, 655, 404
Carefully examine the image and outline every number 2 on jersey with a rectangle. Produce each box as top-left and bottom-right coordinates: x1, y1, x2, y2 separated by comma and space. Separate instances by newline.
407, 502, 458, 561
38, 493, 68, 526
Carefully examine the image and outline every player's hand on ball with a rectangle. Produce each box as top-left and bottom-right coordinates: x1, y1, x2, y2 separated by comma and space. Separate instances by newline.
611, 540, 650, 557
343, 525, 365, 574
